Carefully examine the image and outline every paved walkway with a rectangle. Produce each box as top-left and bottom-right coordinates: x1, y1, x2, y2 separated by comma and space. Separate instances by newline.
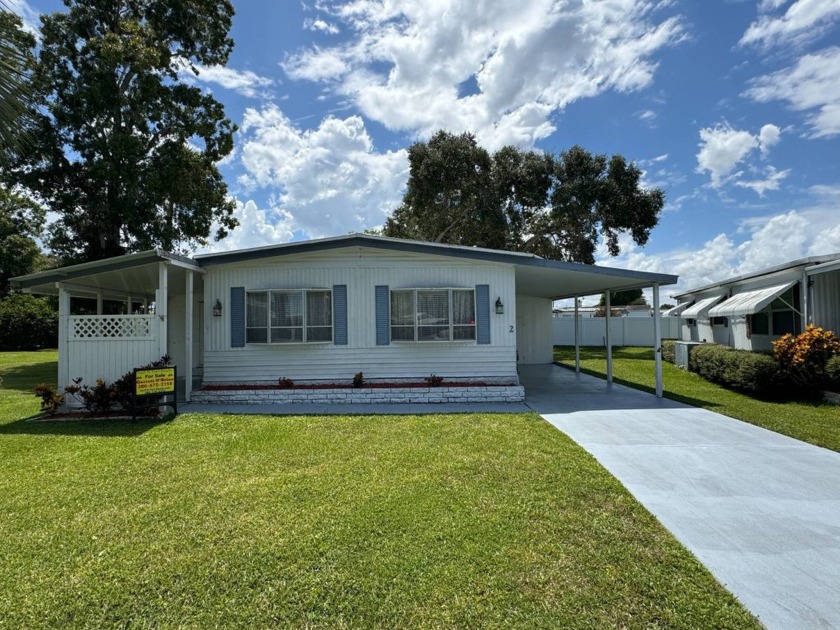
520, 364, 840, 630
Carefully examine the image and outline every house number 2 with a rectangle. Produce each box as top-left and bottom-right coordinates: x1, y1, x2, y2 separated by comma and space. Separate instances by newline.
509, 325, 515, 333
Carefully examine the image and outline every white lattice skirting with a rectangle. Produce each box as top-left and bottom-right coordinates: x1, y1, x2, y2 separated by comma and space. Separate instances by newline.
70, 315, 154, 339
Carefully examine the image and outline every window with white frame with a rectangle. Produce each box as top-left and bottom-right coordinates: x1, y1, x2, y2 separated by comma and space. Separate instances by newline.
390, 288, 476, 342
246, 289, 332, 343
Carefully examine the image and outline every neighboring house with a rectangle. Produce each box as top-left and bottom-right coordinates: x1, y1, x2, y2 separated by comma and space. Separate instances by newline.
12, 233, 677, 405
553, 307, 599, 318
673, 254, 840, 351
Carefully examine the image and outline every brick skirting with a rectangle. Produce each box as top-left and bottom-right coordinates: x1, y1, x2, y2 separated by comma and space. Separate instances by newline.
192, 385, 525, 405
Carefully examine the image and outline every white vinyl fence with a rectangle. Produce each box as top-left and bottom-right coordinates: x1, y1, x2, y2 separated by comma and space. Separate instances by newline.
66, 315, 161, 400
552, 316, 680, 347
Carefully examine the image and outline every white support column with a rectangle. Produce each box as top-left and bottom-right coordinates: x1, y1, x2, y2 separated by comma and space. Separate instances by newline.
57, 284, 70, 401
185, 271, 194, 402
96, 290, 103, 315
653, 282, 663, 398
157, 262, 168, 360
801, 271, 810, 329
574, 296, 580, 373
605, 291, 613, 384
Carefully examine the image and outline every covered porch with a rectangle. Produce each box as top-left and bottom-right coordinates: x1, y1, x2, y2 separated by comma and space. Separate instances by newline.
12, 251, 204, 406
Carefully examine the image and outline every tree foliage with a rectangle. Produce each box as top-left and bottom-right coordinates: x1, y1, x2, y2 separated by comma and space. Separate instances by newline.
383, 131, 664, 264
0, 187, 49, 296
0, 8, 35, 156
597, 289, 645, 307
0, 293, 57, 350
8, 0, 238, 263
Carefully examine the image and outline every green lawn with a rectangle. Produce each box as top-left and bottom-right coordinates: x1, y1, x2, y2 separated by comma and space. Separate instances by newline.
0, 351, 758, 628
554, 345, 840, 453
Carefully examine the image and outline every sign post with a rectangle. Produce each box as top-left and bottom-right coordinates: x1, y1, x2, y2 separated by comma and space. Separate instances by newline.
133, 365, 177, 420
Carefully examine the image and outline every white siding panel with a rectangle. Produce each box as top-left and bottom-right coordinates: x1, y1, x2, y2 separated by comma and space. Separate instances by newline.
202, 249, 518, 383
812, 271, 840, 334
515, 295, 552, 364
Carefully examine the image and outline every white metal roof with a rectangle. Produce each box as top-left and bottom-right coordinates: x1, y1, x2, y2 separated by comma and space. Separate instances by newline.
708, 282, 796, 318
681, 295, 724, 319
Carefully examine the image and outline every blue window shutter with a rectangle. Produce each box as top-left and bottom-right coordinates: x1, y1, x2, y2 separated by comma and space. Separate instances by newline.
333, 285, 348, 345
230, 287, 245, 348
375, 285, 390, 346
476, 284, 490, 345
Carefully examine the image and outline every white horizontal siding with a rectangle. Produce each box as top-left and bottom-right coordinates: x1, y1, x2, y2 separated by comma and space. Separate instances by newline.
202, 248, 517, 383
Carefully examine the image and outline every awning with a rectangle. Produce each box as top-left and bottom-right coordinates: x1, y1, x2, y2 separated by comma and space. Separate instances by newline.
663, 302, 692, 317
681, 295, 724, 319
708, 282, 796, 318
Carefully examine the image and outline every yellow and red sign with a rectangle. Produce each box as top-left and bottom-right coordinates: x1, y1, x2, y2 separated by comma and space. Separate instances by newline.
135, 367, 176, 396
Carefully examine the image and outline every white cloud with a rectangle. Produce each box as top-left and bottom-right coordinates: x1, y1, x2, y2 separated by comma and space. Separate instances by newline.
178, 62, 275, 99
237, 105, 409, 238
5, 0, 39, 34
744, 47, 840, 138
734, 165, 790, 196
696, 122, 782, 189
596, 196, 840, 297
304, 18, 340, 34
740, 0, 840, 49
283, 0, 684, 149
197, 199, 296, 254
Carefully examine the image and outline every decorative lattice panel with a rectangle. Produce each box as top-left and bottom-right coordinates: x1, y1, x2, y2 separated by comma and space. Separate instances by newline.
71, 316, 153, 339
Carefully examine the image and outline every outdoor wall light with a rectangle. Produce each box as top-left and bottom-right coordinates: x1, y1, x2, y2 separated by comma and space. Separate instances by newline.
212, 299, 222, 317
495, 297, 504, 314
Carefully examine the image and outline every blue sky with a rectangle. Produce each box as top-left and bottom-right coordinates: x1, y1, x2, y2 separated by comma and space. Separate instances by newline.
12, 0, 840, 300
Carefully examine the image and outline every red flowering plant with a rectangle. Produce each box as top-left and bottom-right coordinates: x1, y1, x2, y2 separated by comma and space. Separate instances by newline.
773, 325, 840, 391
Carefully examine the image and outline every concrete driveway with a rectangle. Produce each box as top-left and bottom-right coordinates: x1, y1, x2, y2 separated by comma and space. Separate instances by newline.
520, 364, 840, 630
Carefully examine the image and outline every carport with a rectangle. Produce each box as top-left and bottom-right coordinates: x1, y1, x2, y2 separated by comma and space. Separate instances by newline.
510, 258, 677, 397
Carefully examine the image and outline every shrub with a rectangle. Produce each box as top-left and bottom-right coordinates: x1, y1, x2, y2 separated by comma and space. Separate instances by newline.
64, 378, 115, 414
352, 372, 365, 388
689, 343, 779, 398
277, 377, 294, 389
34, 383, 63, 414
661, 340, 676, 364
826, 356, 840, 393
64, 355, 172, 413
425, 374, 444, 387
0, 294, 58, 350
773, 325, 840, 393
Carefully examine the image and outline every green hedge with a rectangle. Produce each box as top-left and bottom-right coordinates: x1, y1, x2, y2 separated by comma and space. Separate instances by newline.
661, 340, 676, 364
688, 343, 779, 398
826, 356, 840, 393
0, 294, 58, 350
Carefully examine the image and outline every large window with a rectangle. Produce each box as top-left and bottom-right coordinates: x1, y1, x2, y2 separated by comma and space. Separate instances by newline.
747, 287, 800, 338
390, 288, 475, 342
246, 289, 332, 344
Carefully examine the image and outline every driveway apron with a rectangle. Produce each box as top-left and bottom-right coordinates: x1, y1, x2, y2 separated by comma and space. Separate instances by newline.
520, 364, 840, 630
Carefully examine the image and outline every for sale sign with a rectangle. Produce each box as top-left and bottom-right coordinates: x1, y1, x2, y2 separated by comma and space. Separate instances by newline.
135, 367, 176, 396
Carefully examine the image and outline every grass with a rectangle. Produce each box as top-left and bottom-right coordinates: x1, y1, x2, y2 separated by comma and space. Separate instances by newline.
0, 351, 759, 628
554, 345, 840, 453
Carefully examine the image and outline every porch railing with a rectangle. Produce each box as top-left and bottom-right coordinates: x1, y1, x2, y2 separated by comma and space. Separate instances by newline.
69, 314, 155, 340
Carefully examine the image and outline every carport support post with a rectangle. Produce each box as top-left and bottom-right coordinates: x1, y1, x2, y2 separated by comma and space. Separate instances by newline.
57, 283, 70, 401
157, 262, 168, 360
653, 282, 663, 398
185, 271, 193, 402
605, 291, 613, 384
574, 296, 580, 373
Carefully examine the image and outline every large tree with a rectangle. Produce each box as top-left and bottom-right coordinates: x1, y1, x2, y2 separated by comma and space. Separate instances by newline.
10, 0, 238, 263
383, 131, 664, 264
0, 187, 48, 296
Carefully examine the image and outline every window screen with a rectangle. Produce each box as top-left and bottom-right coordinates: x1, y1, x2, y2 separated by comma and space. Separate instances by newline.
390, 288, 476, 342
246, 289, 332, 344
